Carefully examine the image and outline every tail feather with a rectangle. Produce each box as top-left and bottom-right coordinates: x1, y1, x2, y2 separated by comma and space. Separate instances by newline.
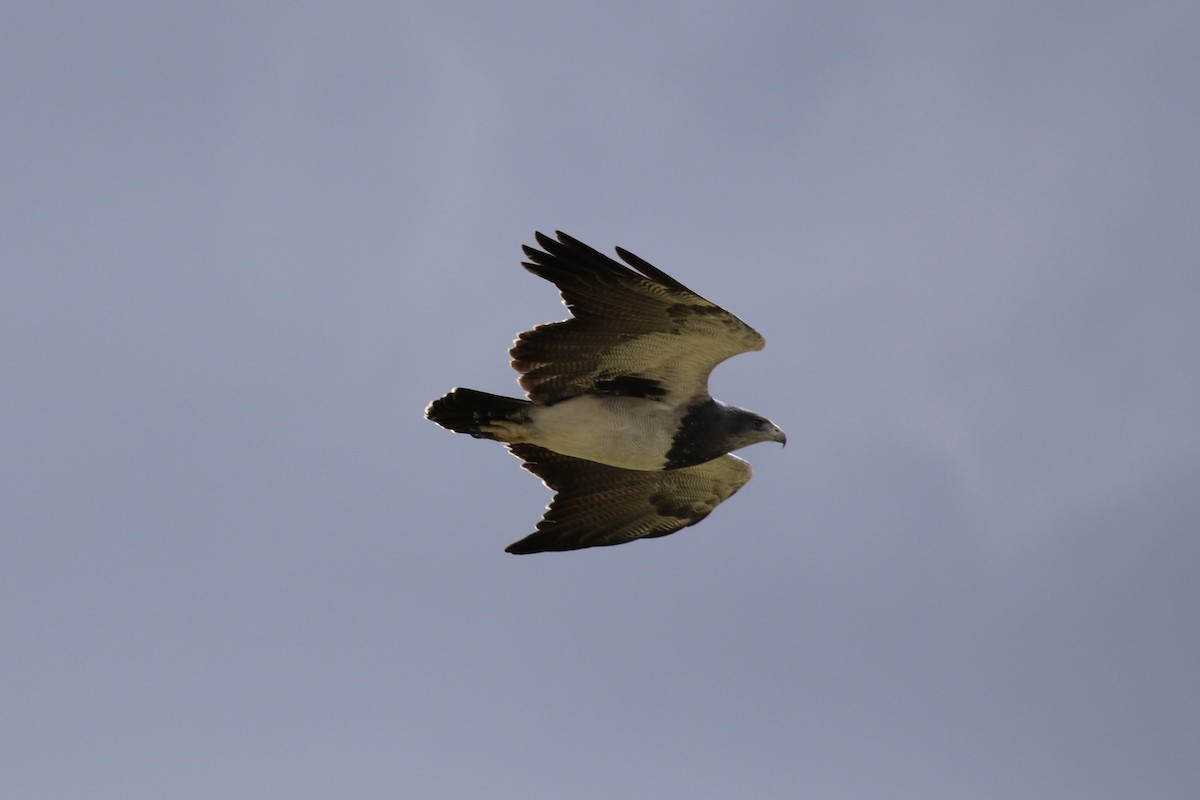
425, 388, 532, 439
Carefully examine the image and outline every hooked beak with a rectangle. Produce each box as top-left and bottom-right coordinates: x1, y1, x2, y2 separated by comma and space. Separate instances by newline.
772, 426, 787, 447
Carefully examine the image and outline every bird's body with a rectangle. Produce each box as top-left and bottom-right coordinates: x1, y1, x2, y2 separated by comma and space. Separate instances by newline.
425, 231, 785, 554
510, 393, 681, 471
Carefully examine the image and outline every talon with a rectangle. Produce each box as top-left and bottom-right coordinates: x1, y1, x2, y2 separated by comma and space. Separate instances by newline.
479, 419, 527, 443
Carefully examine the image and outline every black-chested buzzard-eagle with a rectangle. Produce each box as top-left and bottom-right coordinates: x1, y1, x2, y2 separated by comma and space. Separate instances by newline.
425, 231, 785, 554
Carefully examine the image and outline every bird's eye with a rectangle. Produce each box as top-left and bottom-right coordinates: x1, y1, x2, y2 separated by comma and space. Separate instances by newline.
753, 418, 765, 429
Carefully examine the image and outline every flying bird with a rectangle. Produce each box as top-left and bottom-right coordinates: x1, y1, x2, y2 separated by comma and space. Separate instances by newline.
425, 231, 785, 554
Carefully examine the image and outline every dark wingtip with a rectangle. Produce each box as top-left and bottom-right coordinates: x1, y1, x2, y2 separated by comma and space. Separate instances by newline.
504, 539, 543, 555
552, 230, 584, 248
613, 244, 692, 292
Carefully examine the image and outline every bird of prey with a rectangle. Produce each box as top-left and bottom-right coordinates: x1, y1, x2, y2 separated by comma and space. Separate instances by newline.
425, 231, 785, 554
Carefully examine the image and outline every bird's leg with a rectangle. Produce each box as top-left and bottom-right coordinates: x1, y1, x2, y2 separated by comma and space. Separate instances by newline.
476, 419, 529, 443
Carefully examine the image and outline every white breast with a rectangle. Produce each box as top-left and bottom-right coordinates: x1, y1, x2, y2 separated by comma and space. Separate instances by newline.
525, 394, 677, 470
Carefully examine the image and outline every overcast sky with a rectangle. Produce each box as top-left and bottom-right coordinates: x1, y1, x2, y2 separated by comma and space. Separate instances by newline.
3, 3, 1199, 798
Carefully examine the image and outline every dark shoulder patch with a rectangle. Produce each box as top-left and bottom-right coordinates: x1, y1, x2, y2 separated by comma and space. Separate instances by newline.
593, 375, 667, 399
663, 401, 726, 469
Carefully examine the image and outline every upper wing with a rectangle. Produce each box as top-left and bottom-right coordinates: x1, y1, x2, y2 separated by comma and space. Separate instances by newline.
504, 444, 753, 554
510, 231, 765, 405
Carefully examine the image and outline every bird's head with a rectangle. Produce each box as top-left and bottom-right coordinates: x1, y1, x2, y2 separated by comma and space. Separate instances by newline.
726, 409, 787, 451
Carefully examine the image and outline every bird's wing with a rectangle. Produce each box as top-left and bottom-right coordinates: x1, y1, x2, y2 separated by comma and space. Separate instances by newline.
504, 444, 753, 554
510, 231, 765, 405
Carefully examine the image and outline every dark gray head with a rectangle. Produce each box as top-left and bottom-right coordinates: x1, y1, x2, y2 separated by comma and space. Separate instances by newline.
720, 403, 787, 452
664, 400, 786, 469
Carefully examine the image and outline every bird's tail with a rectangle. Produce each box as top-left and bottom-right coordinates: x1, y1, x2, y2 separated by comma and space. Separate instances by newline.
425, 388, 533, 440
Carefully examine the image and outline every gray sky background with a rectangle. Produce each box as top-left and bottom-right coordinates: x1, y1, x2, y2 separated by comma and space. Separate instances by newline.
4, 3, 1198, 798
